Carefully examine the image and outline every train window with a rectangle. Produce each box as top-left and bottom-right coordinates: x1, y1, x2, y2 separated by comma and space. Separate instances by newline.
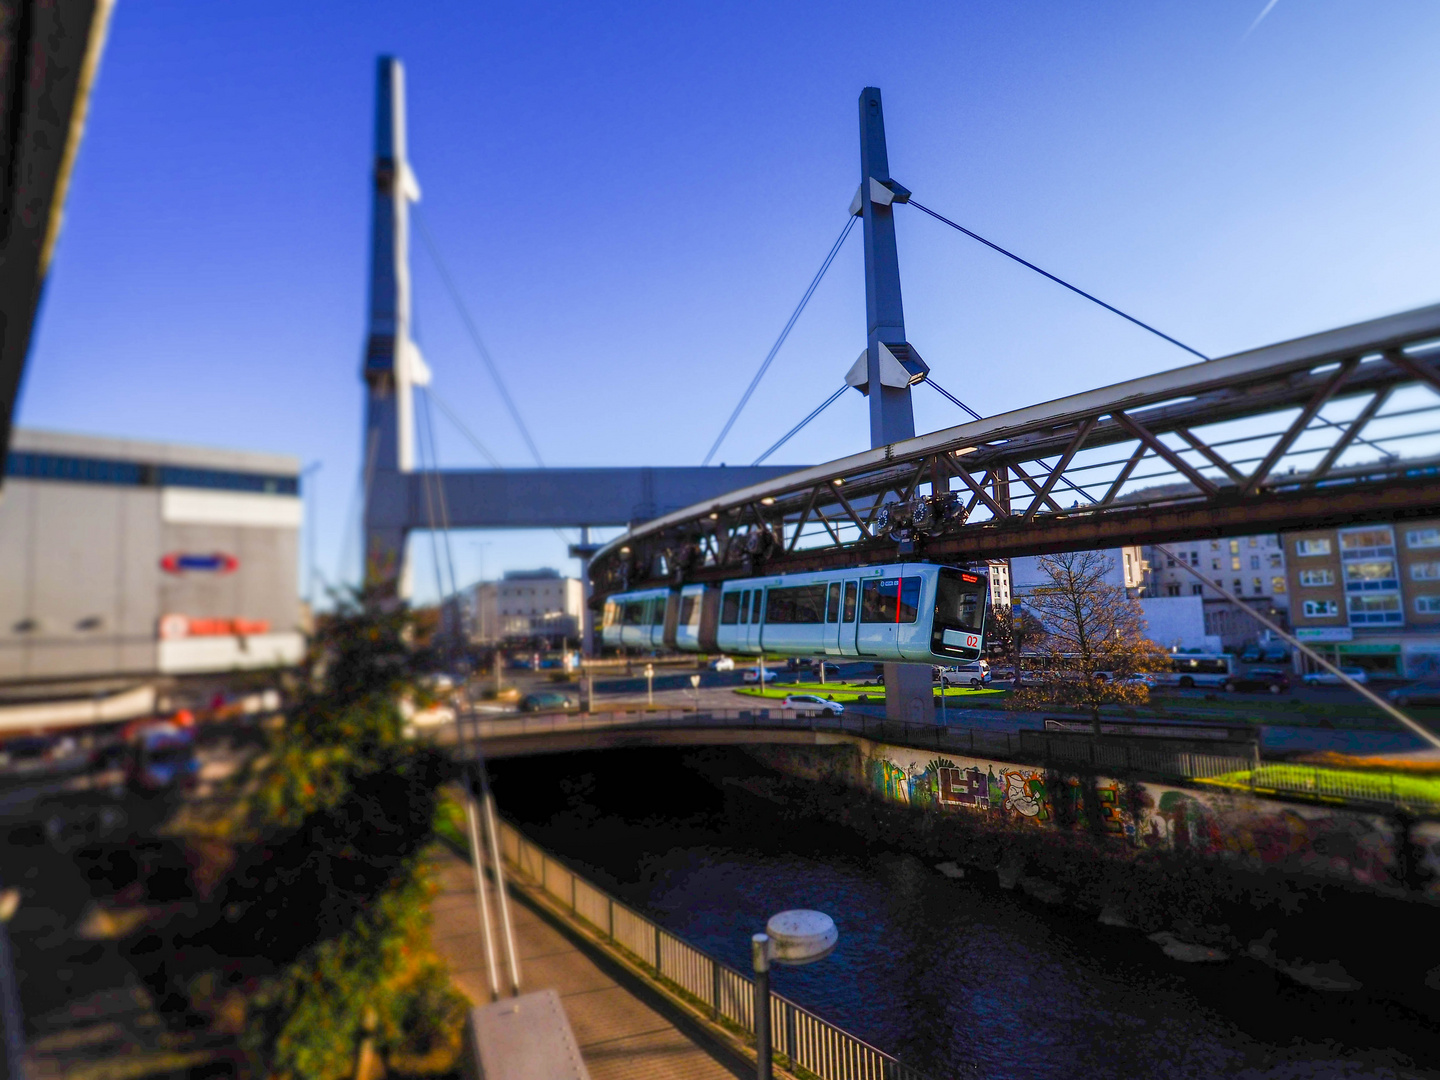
751, 591, 764, 624
766, 583, 828, 624
649, 598, 666, 625
861, 577, 922, 623
603, 602, 619, 627
934, 568, 984, 631
623, 600, 647, 625
843, 581, 858, 621
826, 583, 841, 623
739, 590, 751, 624
721, 592, 742, 624
680, 596, 698, 626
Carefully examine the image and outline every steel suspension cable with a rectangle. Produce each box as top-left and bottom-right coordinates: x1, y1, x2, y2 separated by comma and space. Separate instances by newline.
907, 199, 1211, 362
752, 384, 848, 466
704, 215, 857, 466
428, 386, 504, 468
414, 207, 546, 466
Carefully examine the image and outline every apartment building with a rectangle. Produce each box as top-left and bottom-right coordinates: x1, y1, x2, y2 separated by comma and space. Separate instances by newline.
1145, 535, 1289, 650
1282, 520, 1440, 678
468, 568, 585, 646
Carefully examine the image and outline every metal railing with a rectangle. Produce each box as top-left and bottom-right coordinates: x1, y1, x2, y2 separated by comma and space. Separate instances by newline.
496, 819, 931, 1080
462, 708, 1440, 814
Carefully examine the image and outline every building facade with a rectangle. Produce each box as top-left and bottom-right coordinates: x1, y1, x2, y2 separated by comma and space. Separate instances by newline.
0, 429, 305, 685
468, 568, 584, 646
986, 560, 1011, 609
1144, 535, 1289, 651
1282, 520, 1440, 678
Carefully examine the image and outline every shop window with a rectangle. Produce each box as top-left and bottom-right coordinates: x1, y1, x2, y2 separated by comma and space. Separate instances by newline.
1296, 539, 1331, 556
1303, 600, 1339, 617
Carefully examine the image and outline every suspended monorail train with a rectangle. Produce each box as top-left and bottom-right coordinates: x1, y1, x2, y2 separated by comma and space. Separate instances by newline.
600, 563, 988, 664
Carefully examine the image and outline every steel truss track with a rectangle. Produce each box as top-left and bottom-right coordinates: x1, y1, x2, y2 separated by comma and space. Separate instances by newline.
591, 303, 1440, 596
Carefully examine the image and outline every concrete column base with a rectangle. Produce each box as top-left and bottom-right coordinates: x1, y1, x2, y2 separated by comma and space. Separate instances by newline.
883, 662, 933, 723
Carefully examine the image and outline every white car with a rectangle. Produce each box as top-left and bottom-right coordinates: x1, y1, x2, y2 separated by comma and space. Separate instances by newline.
742, 668, 777, 683
1112, 673, 1160, 688
1302, 666, 1369, 686
940, 663, 992, 689
709, 656, 736, 672
782, 694, 844, 717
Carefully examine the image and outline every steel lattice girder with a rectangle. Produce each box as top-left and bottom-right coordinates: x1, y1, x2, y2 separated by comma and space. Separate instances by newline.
592, 302, 1440, 595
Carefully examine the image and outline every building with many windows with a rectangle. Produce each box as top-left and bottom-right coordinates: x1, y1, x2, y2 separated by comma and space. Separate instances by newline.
467, 568, 584, 646
1144, 535, 1289, 650
1283, 521, 1440, 678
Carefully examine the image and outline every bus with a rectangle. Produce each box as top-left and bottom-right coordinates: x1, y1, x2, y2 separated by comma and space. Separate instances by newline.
1151, 653, 1235, 688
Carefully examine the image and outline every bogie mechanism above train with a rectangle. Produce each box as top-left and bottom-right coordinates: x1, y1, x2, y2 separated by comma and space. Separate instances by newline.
600, 563, 987, 664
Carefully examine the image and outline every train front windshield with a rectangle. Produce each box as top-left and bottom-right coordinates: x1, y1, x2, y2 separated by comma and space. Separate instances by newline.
930, 567, 987, 660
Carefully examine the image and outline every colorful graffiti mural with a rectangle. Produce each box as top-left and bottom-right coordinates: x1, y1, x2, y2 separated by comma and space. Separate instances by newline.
862, 742, 1440, 895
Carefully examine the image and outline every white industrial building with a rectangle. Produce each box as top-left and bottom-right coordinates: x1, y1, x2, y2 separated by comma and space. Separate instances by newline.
0, 428, 305, 686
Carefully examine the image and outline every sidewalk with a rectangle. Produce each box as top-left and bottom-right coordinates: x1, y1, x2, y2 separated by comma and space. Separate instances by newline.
429, 846, 741, 1080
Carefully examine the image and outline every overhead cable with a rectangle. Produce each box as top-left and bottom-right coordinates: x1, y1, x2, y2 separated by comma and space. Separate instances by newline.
907, 199, 1211, 362
428, 387, 505, 469
753, 384, 848, 466
414, 208, 546, 466
704, 215, 858, 466
925, 377, 983, 422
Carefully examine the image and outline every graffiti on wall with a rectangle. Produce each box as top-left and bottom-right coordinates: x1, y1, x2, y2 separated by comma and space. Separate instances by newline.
862, 742, 1440, 894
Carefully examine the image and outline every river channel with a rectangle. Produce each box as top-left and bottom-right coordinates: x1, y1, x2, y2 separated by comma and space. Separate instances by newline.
490, 747, 1440, 1080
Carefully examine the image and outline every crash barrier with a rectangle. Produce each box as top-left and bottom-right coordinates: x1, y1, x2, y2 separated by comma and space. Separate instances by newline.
461, 709, 1440, 814
496, 818, 931, 1080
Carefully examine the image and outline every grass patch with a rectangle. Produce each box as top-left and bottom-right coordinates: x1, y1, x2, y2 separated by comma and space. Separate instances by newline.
734, 681, 1009, 704
1194, 763, 1440, 805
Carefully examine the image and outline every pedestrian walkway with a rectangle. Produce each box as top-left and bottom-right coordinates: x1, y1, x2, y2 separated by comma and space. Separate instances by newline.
428, 846, 740, 1080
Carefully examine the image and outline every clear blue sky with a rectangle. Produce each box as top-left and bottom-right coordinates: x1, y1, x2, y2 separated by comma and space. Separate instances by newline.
18, 1, 1440, 605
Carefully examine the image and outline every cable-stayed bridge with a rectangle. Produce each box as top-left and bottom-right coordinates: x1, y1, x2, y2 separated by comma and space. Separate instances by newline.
356, 61, 1440, 711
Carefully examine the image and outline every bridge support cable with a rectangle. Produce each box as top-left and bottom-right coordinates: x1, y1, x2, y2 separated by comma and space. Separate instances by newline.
703, 215, 858, 466
414, 207, 546, 466
427, 387, 505, 469
1156, 544, 1440, 752
752, 384, 848, 466
906, 199, 1211, 362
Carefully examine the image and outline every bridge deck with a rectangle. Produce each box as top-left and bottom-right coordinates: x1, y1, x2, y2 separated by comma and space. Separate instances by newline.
429, 845, 741, 1080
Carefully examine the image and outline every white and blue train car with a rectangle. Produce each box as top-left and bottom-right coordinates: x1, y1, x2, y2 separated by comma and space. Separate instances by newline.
599, 587, 671, 652
603, 563, 987, 664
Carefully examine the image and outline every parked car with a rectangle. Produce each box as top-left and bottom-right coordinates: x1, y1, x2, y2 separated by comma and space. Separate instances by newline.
1240, 645, 1264, 663
781, 694, 844, 717
709, 656, 735, 672
518, 691, 575, 713
1113, 673, 1160, 688
1224, 666, 1291, 694
126, 723, 199, 792
1261, 646, 1292, 663
941, 662, 992, 689
1301, 666, 1369, 687
742, 668, 777, 683
1387, 681, 1440, 707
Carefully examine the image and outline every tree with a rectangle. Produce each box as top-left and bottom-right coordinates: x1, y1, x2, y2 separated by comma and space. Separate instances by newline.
1008, 550, 1169, 734
985, 601, 1043, 688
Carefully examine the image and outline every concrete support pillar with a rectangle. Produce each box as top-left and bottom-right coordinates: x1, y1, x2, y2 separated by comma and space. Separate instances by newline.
883, 661, 933, 724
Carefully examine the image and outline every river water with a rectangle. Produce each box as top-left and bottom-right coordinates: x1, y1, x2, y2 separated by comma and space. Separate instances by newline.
491, 748, 1440, 1080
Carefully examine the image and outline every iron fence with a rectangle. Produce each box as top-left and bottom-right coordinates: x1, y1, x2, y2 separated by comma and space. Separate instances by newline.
495, 818, 932, 1080
460, 708, 1440, 815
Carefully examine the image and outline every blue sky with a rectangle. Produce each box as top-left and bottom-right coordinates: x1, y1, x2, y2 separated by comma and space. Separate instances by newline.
19, 1, 1440, 604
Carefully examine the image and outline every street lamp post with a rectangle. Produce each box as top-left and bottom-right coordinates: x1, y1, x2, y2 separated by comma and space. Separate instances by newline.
645, 663, 654, 707
690, 673, 700, 712
751, 910, 837, 1080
